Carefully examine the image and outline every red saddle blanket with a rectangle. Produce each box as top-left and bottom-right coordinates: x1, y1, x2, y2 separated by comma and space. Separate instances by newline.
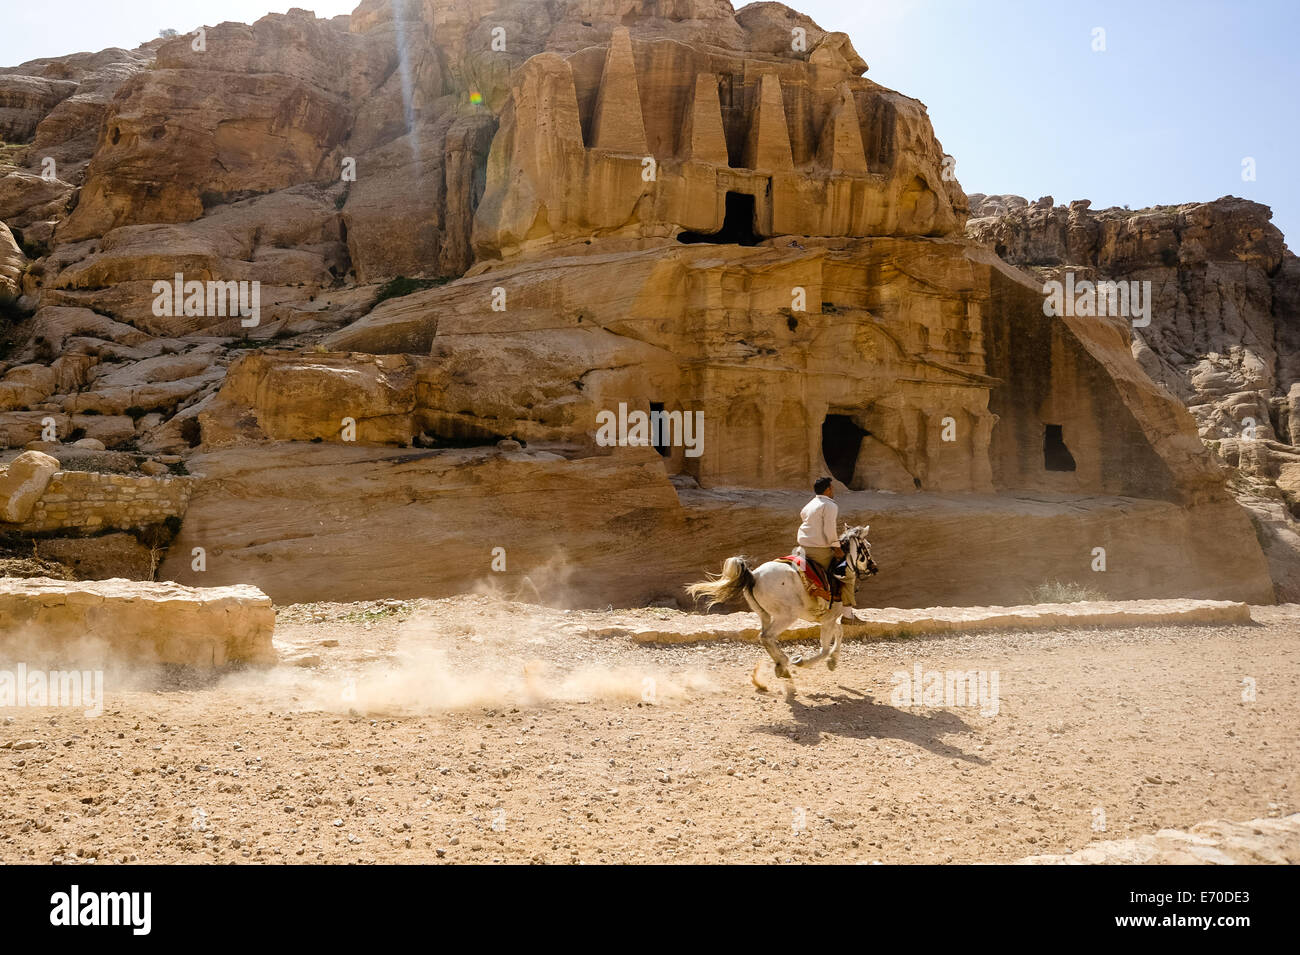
775, 553, 834, 603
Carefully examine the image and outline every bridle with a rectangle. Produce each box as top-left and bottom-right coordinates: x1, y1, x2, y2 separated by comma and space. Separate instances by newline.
839, 527, 878, 578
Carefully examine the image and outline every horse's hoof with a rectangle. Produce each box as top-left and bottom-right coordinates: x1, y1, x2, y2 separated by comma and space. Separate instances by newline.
788, 654, 803, 667
826, 657, 838, 671
775, 664, 792, 680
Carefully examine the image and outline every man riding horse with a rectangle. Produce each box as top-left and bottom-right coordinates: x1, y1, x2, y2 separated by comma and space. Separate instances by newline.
798, 476, 857, 619
687, 477, 878, 681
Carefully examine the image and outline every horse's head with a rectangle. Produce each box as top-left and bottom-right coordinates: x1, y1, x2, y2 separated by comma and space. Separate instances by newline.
840, 524, 878, 577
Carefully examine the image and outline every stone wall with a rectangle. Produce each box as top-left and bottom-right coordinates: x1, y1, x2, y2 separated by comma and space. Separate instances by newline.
589, 598, 1253, 645
4, 468, 197, 535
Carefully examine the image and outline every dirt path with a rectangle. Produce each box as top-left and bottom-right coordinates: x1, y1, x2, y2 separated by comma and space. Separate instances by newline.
1, 598, 1297, 864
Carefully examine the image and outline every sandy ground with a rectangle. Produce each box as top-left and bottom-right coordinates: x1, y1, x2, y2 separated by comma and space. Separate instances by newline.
1, 597, 1297, 864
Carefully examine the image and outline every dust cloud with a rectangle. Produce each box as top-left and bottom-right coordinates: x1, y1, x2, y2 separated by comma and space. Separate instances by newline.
219, 615, 716, 717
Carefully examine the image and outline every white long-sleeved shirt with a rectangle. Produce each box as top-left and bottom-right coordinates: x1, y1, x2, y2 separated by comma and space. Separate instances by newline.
797, 494, 839, 548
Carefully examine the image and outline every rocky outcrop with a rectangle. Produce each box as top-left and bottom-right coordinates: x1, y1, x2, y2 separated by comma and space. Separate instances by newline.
968, 195, 1300, 598
60, 18, 362, 241
0, 220, 24, 305
47, 187, 355, 336
0, 1, 1277, 606
0, 450, 58, 521
1, 47, 154, 177
1020, 813, 1300, 865
0, 577, 274, 666
0, 46, 152, 271
0, 75, 77, 142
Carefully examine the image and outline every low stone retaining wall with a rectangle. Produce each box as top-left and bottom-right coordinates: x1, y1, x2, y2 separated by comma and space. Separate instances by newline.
575, 598, 1254, 645
15, 470, 197, 533
0, 577, 275, 666
0, 450, 196, 535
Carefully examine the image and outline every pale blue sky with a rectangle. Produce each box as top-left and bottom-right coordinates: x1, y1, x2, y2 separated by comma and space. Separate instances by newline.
804, 0, 1299, 243
2, 0, 1296, 242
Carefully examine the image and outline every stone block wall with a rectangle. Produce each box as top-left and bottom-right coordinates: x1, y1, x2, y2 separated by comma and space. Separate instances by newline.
9, 471, 197, 534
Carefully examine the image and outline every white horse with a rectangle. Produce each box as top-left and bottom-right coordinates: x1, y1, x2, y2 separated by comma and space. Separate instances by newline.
687, 526, 877, 680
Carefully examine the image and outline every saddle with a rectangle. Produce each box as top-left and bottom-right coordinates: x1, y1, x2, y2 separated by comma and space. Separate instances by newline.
775, 552, 837, 603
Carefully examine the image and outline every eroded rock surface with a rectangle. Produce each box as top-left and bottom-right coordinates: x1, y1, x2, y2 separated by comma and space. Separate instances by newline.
968, 195, 1300, 598
0, 449, 58, 521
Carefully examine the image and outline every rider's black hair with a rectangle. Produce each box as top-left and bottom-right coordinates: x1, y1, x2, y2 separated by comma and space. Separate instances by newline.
814, 476, 832, 495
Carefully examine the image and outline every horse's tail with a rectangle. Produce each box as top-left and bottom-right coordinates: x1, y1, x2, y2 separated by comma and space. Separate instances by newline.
686, 556, 755, 609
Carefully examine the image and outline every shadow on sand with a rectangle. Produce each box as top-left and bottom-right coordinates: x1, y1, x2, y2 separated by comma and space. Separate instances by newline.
753, 685, 989, 764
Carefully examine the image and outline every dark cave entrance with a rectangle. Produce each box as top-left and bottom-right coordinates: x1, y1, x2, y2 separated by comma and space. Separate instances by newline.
1043, 423, 1077, 472
649, 401, 671, 457
822, 414, 869, 488
676, 192, 761, 246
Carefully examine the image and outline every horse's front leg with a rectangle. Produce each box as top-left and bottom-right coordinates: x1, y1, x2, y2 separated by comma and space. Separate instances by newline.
795, 609, 840, 668
827, 614, 844, 671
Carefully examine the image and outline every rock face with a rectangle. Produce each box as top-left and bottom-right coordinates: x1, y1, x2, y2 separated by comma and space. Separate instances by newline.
968, 195, 1300, 599
60, 21, 360, 242
0, 221, 24, 305
1020, 813, 1300, 865
0, 74, 77, 142
0, 577, 275, 666
472, 23, 964, 258
0, 1, 1279, 606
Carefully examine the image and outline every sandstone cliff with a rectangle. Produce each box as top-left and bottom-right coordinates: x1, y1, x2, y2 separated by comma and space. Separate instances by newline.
968, 194, 1300, 598
0, 1, 1280, 606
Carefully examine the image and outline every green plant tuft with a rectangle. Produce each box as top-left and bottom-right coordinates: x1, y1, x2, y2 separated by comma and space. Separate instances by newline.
1026, 580, 1107, 604
374, 275, 449, 305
